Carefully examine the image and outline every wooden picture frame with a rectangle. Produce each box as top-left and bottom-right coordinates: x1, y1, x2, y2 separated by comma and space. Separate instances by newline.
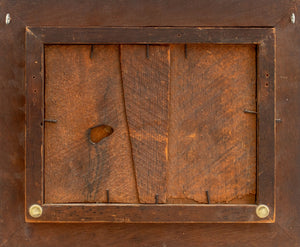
25, 27, 275, 223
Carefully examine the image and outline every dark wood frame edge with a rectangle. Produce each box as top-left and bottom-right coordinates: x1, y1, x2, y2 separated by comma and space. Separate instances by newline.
25, 27, 275, 223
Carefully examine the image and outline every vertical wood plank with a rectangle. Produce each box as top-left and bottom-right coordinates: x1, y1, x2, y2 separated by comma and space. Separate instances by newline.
25, 30, 44, 206
120, 45, 170, 203
44, 45, 138, 203
168, 44, 257, 203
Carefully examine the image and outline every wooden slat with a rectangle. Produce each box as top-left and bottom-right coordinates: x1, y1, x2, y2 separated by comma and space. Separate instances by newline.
168, 44, 257, 203
30, 27, 272, 44
120, 45, 170, 203
8, 0, 293, 27
44, 45, 138, 203
25, 29, 44, 206
256, 33, 275, 209
30, 204, 271, 223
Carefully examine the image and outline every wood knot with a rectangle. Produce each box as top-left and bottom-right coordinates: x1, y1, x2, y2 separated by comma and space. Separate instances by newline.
88, 124, 113, 144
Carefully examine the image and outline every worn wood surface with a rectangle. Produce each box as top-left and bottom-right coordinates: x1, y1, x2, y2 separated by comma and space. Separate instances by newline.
1, 0, 294, 27
29, 27, 273, 44
256, 33, 276, 208
44, 45, 138, 203
30, 204, 262, 223
168, 44, 257, 204
43, 44, 256, 205
25, 28, 44, 207
0, 0, 299, 245
26, 27, 275, 223
121, 45, 170, 203
25, 26, 275, 222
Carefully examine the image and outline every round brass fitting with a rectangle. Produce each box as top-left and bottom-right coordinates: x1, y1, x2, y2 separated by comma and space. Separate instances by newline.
256, 204, 270, 218
29, 204, 43, 218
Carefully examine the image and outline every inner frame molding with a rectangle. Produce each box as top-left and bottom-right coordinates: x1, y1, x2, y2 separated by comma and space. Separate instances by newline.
25, 27, 275, 223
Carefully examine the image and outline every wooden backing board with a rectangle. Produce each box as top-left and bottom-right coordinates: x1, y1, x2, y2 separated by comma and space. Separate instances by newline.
120, 45, 170, 203
168, 44, 257, 204
44, 44, 256, 205
44, 45, 138, 203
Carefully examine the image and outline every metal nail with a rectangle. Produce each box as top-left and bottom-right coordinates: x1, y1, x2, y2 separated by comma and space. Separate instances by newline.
244, 109, 257, 114
44, 119, 58, 123
276, 119, 282, 123
206, 191, 210, 204
90, 45, 94, 59
106, 189, 110, 203
155, 194, 159, 204
146, 45, 150, 59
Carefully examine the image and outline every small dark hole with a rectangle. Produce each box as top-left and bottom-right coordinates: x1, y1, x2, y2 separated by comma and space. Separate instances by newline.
33, 89, 37, 93
40, 122, 43, 126
32, 75, 36, 79
265, 82, 269, 87
265, 73, 270, 78
177, 33, 182, 37
89, 125, 114, 144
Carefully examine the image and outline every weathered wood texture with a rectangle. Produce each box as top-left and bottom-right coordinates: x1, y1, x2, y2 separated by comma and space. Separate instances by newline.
168, 44, 257, 204
44, 44, 256, 205
0, 0, 299, 245
28, 27, 273, 44
44, 45, 138, 203
121, 45, 170, 203
2, 0, 294, 26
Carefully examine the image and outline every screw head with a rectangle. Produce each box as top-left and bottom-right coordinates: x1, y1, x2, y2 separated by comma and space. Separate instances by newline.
291, 13, 296, 24
256, 204, 270, 218
5, 13, 11, 24
29, 204, 43, 218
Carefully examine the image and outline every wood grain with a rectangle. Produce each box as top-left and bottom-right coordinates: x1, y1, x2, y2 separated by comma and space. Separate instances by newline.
44, 45, 138, 203
44, 44, 257, 205
29, 27, 273, 44
168, 44, 257, 203
120, 45, 170, 203
5, 0, 293, 27
2, 0, 299, 245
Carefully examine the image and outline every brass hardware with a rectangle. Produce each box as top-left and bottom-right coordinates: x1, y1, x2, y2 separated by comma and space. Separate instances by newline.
256, 204, 270, 218
29, 204, 43, 218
